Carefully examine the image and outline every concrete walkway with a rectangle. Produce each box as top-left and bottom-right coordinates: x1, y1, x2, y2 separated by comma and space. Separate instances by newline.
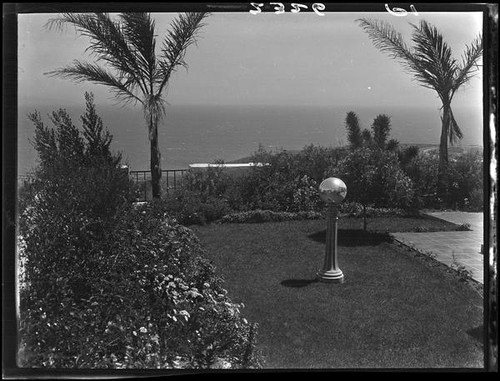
392, 212, 484, 284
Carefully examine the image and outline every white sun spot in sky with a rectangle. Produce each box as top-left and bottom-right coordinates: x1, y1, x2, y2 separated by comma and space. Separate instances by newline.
367, 86, 372, 90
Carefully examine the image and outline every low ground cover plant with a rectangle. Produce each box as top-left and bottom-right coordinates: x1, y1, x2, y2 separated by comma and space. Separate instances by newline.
219, 209, 323, 224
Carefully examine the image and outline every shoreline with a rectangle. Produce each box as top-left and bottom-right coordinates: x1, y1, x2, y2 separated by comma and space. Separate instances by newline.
227, 143, 484, 165
17, 143, 484, 175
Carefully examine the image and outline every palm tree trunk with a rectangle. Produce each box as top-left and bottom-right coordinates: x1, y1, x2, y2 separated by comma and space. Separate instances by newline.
437, 101, 451, 201
150, 123, 161, 200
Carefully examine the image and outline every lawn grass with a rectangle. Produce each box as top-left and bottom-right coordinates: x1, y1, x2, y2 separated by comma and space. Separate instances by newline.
191, 219, 484, 369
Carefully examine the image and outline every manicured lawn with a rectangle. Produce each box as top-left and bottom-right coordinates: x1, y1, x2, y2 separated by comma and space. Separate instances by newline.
191, 219, 484, 369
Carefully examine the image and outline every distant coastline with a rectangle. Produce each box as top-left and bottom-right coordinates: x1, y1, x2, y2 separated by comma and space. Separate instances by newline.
227, 143, 484, 165
18, 104, 484, 174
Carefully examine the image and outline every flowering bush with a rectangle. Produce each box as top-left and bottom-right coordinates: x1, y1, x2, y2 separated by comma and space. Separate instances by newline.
19, 203, 261, 369
290, 175, 321, 212
18, 95, 260, 369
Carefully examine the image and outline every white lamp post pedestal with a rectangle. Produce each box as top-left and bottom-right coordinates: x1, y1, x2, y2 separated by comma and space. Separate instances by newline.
317, 204, 344, 283
317, 177, 347, 284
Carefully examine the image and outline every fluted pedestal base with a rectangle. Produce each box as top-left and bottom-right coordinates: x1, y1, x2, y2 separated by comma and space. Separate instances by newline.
317, 203, 344, 284
316, 268, 344, 283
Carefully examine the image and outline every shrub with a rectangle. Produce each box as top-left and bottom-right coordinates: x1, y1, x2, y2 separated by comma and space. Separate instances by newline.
239, 145, 344, 212
401, 150, 483, 211
21, 93, 133, 223
401, 151, 440, 209
446, 152, 483, 211
219, 209, 323, 224
293, 144, 344, 183
162, 189, 231, 225
337, 201, 412, 218
331, 147, 415, 210
162, 145, 346, 219
19, 202, 261, 369
181, 160, 235, 200
467, 188, 483, 211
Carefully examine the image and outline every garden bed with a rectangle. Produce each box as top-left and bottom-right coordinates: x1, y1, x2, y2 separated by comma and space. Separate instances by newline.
191, 219, 484, 368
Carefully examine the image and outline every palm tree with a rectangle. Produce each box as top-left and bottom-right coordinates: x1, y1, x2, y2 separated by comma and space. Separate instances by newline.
46, 12, 209, 199
357, 18, 482, 196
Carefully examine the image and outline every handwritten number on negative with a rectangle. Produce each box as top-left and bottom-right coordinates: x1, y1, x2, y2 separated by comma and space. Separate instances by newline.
250, 3, 325, 15
385, 4, 419, 16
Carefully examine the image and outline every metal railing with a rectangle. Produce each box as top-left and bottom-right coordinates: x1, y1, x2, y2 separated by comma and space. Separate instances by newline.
129, 169, 188, 201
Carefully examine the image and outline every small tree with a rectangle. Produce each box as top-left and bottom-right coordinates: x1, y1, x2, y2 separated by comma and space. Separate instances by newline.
345, 111, 363, 149
371, 114, 391, 148
23, 92, 130, 221
346, 112, 399, 150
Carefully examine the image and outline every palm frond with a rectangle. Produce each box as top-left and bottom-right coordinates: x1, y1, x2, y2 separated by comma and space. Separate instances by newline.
440, 104, 463, 144
120, 13, 157, 83
448, 107, 463, 143
454, 34, 483, 90
46, 60, 143, 105
46, 13, 148, 95
410, 20, 458, 93
356, 18, 416, 70
158, 12, 209, 93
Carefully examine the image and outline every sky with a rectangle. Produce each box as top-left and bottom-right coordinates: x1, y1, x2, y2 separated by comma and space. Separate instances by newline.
17, 8, 484, 111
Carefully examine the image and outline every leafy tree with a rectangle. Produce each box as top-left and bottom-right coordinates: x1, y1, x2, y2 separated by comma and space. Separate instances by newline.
46, 12, 209, 199
357, 18, 482, 197
333, 148, 415, 230
345, 111, 363, 148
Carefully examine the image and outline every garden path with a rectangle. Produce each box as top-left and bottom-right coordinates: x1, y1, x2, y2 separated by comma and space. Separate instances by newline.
391, 212, 484, 284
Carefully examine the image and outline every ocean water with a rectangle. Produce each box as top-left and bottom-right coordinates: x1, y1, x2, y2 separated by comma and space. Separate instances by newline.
17, 104, 483, 175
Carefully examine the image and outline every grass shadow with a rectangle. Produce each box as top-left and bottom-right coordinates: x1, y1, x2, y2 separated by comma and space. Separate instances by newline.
308, 229, 392, 247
